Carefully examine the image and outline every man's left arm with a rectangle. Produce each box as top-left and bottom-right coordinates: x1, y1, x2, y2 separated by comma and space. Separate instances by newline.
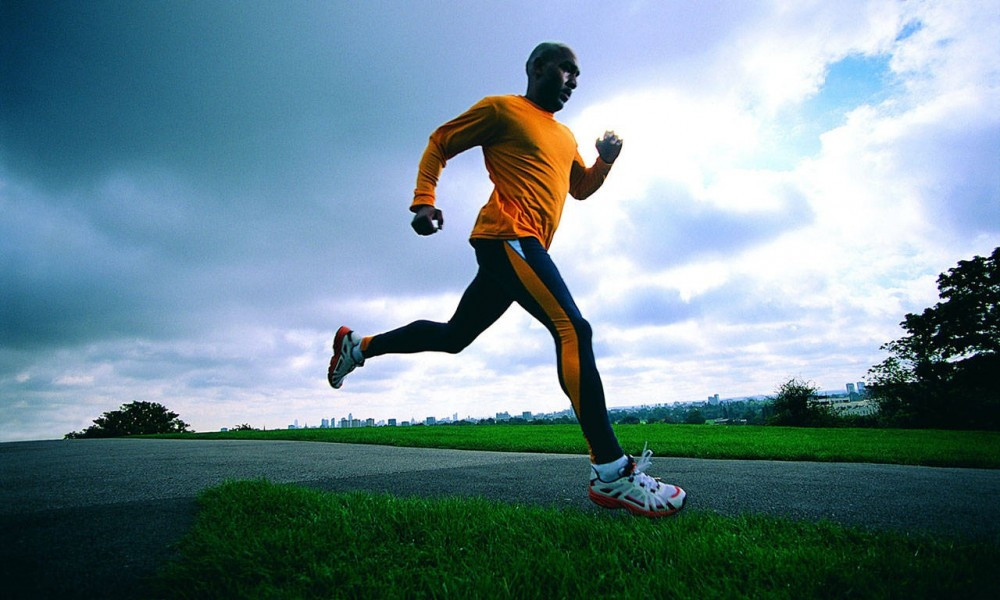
569, 130, 623, 199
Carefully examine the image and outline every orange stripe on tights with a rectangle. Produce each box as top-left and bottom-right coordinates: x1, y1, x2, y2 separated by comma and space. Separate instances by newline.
503, 243, 582, 415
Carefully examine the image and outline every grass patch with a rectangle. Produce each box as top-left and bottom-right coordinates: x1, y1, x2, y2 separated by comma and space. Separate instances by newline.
149, 424, 1000, 469
151, 480, 999, 599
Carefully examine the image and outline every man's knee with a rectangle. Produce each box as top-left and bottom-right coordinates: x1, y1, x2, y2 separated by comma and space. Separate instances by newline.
554, 314, 592, 343
571, 315, 593, 341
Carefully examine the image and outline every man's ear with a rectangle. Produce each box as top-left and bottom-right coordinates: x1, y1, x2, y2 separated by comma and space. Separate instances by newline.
528, 57, 544, 78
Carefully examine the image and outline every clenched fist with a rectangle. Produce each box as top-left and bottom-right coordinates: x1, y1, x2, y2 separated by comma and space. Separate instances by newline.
596, 130, 623, 164
411, 205, 444, 236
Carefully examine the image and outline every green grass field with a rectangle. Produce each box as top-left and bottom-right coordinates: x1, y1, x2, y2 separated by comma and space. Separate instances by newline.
151, 423, 1000, 468
152, 480, 999, 599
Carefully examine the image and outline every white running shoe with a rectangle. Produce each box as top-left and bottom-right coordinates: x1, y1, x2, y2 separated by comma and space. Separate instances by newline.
328, 326, 364, 389
589, 444, 686, 517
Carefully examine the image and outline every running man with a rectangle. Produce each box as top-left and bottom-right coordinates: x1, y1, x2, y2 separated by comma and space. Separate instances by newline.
328, 42, 686, 517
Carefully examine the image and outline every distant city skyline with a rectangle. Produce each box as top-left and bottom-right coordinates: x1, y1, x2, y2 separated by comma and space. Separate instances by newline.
267, 383, 867, 432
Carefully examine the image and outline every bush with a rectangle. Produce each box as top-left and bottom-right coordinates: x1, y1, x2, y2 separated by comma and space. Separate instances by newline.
66, 401, 190, 438
767, 379, 839, 427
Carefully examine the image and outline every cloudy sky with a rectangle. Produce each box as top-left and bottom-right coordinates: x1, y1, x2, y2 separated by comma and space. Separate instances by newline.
2, 1, 998, 441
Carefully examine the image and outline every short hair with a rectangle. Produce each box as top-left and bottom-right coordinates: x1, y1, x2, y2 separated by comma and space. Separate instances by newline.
525, 42, 571, 76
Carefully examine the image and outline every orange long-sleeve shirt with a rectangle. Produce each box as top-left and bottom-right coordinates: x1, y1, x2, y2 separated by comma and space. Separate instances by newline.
412, 95, 613, 249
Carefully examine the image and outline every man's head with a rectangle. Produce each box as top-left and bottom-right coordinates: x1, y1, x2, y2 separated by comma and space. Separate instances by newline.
524, 42, 579, 113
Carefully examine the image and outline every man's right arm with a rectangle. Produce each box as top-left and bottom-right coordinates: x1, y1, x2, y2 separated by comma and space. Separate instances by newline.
410, 98, 500, 233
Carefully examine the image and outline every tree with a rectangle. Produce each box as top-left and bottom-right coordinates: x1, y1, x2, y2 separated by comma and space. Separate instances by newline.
65, 401, 191, 438
684, 408, 705, 425
867, 247, 1000, 429
767, 378, 835, 427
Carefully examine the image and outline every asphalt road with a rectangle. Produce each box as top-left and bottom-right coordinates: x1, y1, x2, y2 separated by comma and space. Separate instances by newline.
2, 438, 999, 599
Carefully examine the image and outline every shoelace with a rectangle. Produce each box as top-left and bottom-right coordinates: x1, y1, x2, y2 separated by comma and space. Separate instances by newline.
627, 442, 661, 492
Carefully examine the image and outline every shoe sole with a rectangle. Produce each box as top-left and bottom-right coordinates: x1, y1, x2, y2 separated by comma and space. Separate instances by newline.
588, 487, 687, 518
328, 326, 353, 389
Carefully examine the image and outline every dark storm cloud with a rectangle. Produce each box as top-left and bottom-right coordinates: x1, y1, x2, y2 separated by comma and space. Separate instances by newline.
1, 1, 472, 191
0, 0, 757, 192
1, 1, 519, 352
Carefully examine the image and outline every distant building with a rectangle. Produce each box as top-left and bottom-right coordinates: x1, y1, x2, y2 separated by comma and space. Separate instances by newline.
834, 400, 879, 417
522, 411, 532, 421
426, 416, 436, 425
321, 418, 330, 428
339, 418, 349, 428
388, 418, 397, 427
846, 383, 856, 395
365, 418, 375, 428
708, 394, 720, 405
856, 381, 866, 394
496, 411, 511, 421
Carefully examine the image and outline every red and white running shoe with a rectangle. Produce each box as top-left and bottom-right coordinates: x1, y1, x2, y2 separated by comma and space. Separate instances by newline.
328, 326, 364, 389
589, 444, 686, 517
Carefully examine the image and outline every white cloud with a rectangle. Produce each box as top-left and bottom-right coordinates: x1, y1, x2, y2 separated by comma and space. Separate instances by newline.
558, 0, 999, 407
729, 0, 905, 111
53, 374, 96, 387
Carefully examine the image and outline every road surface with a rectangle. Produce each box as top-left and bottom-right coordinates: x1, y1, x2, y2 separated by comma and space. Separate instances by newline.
2, 438, 998, 599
